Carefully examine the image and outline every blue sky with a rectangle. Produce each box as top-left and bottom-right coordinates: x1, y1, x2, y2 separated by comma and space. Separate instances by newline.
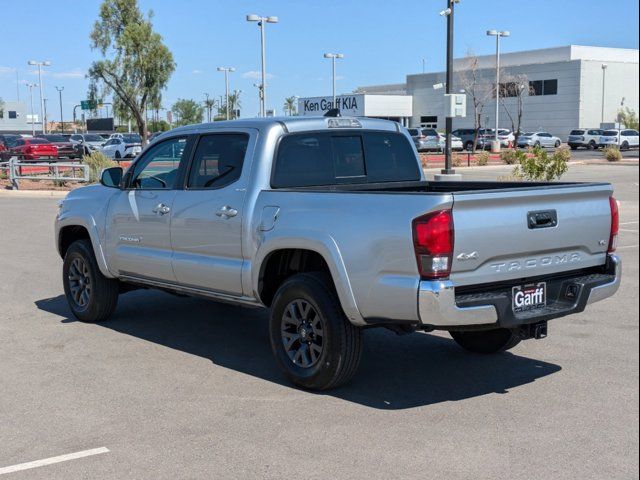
1, 0, 638, 121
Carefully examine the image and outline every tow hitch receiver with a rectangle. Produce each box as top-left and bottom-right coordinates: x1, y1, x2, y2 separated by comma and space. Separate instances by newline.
519, 321, 548, 340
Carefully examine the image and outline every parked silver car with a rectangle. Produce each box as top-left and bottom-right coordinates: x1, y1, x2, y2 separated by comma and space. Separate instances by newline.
408, 127, 463, 152
517, 131, 562, 148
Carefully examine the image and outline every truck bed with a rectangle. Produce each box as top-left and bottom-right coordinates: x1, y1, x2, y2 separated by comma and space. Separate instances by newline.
272, 180, 609, 194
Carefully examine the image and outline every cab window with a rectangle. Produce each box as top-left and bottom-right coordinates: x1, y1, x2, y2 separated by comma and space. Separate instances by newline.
187, 134, 249, 189
129, 137, 188, 190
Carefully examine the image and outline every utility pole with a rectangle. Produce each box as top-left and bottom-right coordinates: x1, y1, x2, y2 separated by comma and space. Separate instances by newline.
56, 86, 64, 133
324, 53, 344, 108
26, 83, 38, 136
601, 64, 608, 124
217, 67, 236, 120
27, 60, 51, 134
442, 0, 455, 175
246, 14, 279, 117
487, 29, 510, 151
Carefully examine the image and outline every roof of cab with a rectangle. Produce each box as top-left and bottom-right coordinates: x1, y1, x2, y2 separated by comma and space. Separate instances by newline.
161, 115, 401, 139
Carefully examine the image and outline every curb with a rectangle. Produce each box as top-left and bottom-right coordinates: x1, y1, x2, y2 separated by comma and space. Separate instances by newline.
0, 189, 69, 198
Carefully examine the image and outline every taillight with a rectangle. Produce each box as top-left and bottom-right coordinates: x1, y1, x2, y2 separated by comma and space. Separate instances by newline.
412, 210, 454, 279
608, 196, 619, 253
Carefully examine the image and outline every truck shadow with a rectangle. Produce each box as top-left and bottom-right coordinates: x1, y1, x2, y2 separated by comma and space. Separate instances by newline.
36, 291, 561, 410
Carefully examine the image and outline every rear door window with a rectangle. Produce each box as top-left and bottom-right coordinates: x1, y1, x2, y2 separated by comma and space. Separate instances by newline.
187, 133, 249, 189
570, 130, 585, 135
272, 131, 420, 188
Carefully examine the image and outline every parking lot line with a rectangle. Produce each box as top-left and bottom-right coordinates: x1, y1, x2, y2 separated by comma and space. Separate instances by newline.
0, 447, 109, 475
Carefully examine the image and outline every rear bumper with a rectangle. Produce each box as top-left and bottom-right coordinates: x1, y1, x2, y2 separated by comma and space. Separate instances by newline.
418, 255, 621, 330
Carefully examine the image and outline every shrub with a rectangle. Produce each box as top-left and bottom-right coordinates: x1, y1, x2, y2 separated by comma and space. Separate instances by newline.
500, 149, 526, 165
452, 153, 462, 168
83, 151, 117, 183
475, 151, 490, 166
512, 146, 570, 181
603, 146, 622, 162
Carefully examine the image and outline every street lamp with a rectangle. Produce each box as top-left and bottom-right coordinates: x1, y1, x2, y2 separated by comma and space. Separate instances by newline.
27, 60, 51, 134
440, 0, 458, 176
26, 83, 38, 136
55, 86, 64, 133
323, 53, 344, 108
217, 67, 236, 120
246, 14, 278, 117
486, 30, 510, 149
601, 63, 608, 124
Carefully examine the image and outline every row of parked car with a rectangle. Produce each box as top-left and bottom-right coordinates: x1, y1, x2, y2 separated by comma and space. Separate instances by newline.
407, 127, 640, 152
0, 132, 144, 161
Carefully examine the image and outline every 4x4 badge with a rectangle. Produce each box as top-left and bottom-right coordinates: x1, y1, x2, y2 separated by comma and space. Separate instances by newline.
456, 251, 479, 261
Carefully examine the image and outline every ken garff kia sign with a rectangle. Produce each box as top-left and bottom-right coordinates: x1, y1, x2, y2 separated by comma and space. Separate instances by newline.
299, 94, 364, 117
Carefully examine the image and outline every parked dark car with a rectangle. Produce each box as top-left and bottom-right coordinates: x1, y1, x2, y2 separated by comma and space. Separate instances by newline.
0, 134, 22, 160
36, 134, 83, 159
3, 137, 58, 160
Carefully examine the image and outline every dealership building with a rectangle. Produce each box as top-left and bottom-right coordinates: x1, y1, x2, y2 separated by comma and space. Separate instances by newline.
300, 45, 639, 140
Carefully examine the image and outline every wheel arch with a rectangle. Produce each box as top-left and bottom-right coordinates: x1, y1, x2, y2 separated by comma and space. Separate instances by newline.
254, 239, 363, 325
57, 218, 115, 278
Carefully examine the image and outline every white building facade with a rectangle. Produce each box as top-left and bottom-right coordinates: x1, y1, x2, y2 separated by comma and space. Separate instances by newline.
356, 45, 639, 140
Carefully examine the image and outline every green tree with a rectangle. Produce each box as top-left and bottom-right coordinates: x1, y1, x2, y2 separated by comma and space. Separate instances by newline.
88, 0, 175, 145
217, 90, 242, 120
283, 96, 297, 116
617, 107, 639, 130
172, 98, 204, 126
203, 98, 216, 122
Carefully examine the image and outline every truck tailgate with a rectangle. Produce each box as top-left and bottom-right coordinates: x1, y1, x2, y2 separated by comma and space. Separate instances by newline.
450, 184, 613, 286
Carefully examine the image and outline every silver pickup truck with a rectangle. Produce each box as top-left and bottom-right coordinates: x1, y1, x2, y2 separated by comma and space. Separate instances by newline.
55, 116, 621, 390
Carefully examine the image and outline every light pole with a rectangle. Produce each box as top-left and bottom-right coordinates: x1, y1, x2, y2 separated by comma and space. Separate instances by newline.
246, 14, 278, 117
323, 53, 344, 108
27, 60, 51, 133
217, 67, 236, 120
204, 93, 211, 122
486, 30, 510, 150
55, 86, 64, 133
26, 83, 38, 136
440, 0, 457, 175
601, 63, 608, 124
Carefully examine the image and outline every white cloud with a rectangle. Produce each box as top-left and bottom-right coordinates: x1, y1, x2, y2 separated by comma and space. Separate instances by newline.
242, 70, 275, 80
192, 69, 204, 75
52, 69, 86, 79
0, 66, 16, 76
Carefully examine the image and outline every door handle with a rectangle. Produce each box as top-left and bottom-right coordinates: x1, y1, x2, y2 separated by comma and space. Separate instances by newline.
152, 203, 171, 216
216, 205, 238, 219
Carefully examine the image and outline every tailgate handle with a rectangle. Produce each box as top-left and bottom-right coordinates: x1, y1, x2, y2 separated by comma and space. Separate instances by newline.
528, 210, 557, 229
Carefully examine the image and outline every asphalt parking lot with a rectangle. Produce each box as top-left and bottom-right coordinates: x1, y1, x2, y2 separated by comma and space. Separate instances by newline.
0, 163, 637, 479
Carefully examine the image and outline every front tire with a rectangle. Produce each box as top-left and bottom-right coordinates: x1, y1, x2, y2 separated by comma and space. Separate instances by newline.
269, 273, 363, 390
450, 328, 521, 354
63, 239, 119, 322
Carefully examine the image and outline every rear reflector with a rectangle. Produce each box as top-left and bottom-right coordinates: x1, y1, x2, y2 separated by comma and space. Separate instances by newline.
412, 210, 454, 279
608, 196, 619, 253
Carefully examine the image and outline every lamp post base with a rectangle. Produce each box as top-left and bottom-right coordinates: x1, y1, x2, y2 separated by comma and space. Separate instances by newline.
434, 173, 462, 182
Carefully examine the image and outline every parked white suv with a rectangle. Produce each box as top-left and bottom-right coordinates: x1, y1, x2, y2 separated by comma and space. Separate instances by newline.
599, 129, 640, 150
568, 129, 604, 150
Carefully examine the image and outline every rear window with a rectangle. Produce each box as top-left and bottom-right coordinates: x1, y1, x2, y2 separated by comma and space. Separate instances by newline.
570, 130, 585, 135
272, 131, 421, 188
407, 128, 420, 136
602, 131, 619, 136
28, 138, 49, 144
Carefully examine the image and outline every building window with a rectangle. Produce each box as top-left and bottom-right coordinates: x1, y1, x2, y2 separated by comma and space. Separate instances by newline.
420, 116, 438, 128
543, 79, 558, 95
529, 79, 558, 96
8, 111, 17, 119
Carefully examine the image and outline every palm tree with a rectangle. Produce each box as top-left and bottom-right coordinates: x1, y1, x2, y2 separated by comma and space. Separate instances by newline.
227, 90, 242, 119
284, 96, 297, 116
203, 98, 216, 122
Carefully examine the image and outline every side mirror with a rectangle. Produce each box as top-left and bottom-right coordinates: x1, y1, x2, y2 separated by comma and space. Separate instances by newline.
100, 166, 123, 188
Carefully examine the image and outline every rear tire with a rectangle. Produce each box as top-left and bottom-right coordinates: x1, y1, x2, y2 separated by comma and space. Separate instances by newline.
63, 239, 119, 322
554, 140, 561, 148
269, 272, 363, 390
621, 141, 629, 151
450, 328, 521, 354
